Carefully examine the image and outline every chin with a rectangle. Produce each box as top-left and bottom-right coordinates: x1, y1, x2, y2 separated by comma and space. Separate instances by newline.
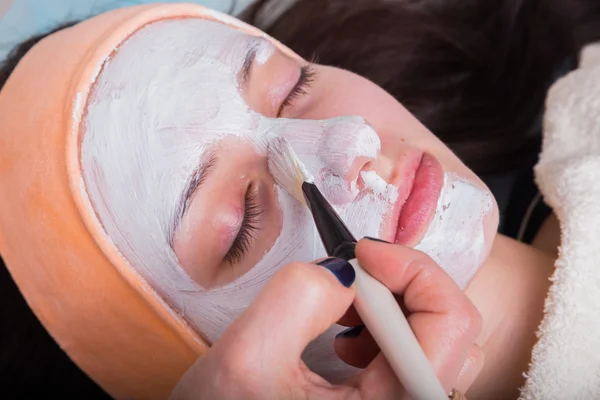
411, 172, 499, 288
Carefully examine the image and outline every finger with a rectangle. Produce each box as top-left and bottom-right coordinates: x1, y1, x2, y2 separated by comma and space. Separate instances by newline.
214, 258, 356, 369
349, 352, 404, 398
334, 325, 379, 368
355, 238, 482, 391
455, 344, 485, 393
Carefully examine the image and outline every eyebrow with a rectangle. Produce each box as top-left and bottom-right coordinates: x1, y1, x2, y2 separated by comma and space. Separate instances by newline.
240, 44, 258, 87
177, 151, 219, 221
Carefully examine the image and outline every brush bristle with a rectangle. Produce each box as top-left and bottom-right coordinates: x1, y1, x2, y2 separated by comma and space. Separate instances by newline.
268, 137, 314, 203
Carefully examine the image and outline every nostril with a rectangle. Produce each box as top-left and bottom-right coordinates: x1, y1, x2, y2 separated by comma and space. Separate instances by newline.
361, 160, 375, 172
347, 156, 373, 182
356, 171, 366, 192
365, 157, 394, 182
353, 160, 372, 192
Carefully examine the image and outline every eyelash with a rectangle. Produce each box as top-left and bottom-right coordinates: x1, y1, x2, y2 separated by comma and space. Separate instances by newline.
223, 65, 315, 264
278, 64, 317, 115
224, 185, 263, 265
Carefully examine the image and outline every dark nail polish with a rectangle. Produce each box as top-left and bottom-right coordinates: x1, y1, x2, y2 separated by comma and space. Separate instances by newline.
336, 325, 365, 339
317, 258, 355, 288
364, 236, 392, 244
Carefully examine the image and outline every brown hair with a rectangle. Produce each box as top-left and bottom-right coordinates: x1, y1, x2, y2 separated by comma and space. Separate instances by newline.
241, 0, 592, 174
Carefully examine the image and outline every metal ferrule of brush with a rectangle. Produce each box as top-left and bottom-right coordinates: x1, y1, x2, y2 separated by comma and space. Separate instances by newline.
301, 181, 357, 260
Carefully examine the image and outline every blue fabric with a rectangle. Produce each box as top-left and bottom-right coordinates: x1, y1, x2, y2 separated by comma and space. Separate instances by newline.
0, 0, 255, 60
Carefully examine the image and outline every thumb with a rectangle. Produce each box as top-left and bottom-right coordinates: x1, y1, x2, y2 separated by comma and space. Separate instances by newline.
215, 258, 356, 368
455, 344, 485, 393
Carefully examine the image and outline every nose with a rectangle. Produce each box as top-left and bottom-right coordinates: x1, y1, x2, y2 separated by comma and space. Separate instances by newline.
356, 156, 396, 191
268, 116, 384, 204
316, 116, 379, 174
314, 117, 387, 203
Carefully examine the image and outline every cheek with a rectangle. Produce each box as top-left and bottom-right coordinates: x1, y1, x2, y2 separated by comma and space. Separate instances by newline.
307, 70, 449, 159
311, 68, 478, 179
306, 69, 399, 124
372, 101, 466, 174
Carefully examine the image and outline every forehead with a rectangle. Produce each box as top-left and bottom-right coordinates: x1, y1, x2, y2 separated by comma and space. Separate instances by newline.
83, 17, 271, 138
117, 18, 254, 73
92, 17, 276, 104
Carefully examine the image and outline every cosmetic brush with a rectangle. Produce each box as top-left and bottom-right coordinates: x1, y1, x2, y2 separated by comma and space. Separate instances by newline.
268, 137, 447, 400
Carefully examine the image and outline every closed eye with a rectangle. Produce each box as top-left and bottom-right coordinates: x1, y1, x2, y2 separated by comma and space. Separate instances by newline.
223, 184, 263, 265
278, 64, 317, 116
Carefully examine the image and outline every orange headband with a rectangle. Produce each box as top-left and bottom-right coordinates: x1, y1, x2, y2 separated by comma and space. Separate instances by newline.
0, 4, 295, 399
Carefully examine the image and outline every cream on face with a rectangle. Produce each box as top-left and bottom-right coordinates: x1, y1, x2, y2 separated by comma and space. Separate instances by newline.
81, 17, 490, 381
81, 18, 390, 381
415, 174, 492, 288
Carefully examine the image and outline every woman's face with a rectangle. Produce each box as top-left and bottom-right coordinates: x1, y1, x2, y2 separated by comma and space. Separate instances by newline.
167, 20, 499, 288
81, 14, 497, 379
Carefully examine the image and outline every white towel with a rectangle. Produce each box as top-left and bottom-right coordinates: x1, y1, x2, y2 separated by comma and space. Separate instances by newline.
520, 43, 600, 399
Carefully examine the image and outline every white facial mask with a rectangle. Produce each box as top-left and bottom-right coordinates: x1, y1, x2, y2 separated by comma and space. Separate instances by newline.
414, 173, 492, 289
81, 18, 392, 381
80, 18, 490, 382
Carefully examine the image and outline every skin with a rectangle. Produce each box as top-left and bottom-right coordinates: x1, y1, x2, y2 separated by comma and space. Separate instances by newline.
127, 18, 553, 398
171, 239, 483, 399
172, 25, 499, 289
465, 234, 554, 398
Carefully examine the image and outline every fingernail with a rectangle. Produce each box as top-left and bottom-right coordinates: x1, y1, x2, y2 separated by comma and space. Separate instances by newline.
317, 258, 355, 288
364, 236, 392, 244
336, 325, 365, 339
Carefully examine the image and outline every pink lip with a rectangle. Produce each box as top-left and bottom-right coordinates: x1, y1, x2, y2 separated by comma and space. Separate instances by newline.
386, 153, 444, 246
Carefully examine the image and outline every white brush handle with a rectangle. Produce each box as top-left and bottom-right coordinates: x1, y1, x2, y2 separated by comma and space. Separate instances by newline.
349, 258, 447, 400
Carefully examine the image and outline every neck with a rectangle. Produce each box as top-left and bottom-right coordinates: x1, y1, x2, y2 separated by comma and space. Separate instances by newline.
464, 234, 555, 398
